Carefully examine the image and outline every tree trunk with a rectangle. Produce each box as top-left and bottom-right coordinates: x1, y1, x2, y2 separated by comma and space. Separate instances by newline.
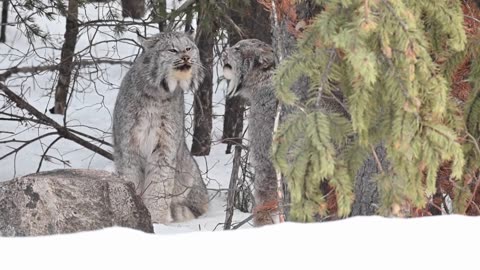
268, 0, 315, 220
191, 1, 216, 156
121, 0, 145, 19
184, 4, 193, 33
228, 0, 272, 43
222, 96, 245, 154
271, 0, 384, 218
152, 0, 166, 31
222, 0, 272, 154
0, 0, 8, 43
51, 0, 79, 115
351, 145, 387, 215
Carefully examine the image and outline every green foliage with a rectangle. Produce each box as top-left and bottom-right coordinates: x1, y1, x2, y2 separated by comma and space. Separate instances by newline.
273, 0, 470, 220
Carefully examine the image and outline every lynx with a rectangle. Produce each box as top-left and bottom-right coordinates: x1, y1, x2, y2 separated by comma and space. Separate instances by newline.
223, 39, 278, 226
113, 32, 208, 224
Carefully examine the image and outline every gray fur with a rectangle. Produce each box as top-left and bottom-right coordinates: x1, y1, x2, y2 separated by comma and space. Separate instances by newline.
113, 32, 208, 224
223, 39, 277, 226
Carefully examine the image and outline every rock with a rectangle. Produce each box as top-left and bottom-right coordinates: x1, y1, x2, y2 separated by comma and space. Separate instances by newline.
0, 169, 153, 236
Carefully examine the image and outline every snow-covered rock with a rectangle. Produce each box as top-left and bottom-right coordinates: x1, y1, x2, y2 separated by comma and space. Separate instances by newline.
0, 169, 153, 236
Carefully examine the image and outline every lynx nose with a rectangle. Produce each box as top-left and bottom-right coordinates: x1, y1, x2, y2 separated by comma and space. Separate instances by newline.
181, 55, 190, 62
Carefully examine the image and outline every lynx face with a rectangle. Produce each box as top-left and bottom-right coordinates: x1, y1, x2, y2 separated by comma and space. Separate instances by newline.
222, 39, 275, 97
142, 32, 203, 93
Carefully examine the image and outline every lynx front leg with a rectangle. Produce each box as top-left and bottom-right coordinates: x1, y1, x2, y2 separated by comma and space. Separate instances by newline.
115, 153, 145, 191
253, 166, 278, 226
142, 153, 177, 224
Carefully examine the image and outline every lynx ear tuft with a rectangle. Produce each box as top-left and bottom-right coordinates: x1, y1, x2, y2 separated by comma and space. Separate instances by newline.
184, 25, 195, 41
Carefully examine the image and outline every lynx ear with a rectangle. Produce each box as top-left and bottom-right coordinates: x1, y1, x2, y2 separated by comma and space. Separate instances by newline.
257, 47, 275, 70
137, 31, 160, 51
142, 37, 160, 50
184, 25, 195, 40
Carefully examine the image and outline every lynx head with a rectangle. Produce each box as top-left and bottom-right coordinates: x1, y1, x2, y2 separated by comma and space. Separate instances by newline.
222, 39, 275, 98
140, 32, 203, 93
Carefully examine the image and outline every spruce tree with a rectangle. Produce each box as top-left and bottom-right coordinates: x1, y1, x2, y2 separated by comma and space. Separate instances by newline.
272, 0, 480, 221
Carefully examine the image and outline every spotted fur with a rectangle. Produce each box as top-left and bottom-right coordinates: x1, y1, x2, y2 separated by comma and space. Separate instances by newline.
113, 32, 208, 224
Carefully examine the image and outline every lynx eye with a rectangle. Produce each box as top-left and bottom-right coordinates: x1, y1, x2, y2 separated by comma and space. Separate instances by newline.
185, 47, 191, 52
168, 48, 178, 53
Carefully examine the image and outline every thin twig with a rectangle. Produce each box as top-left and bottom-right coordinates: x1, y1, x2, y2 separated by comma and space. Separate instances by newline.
224, 145, 242, 230
271, 0, 286, 224
36, 136, 62, 172
466, 174, 480, 213
0, 83, 113, 160
370, 144, 384, 173
232, 214, 254, 230
0, 132, 57, 160
0, 59, 132, 81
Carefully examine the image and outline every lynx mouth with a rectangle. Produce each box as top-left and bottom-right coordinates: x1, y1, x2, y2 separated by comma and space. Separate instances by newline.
174, 64, 192, 71
223, 64, 234, 81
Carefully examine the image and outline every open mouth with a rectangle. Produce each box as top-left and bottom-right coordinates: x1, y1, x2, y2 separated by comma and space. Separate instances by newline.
224, 63, 232, 69
175, 64, 192, 71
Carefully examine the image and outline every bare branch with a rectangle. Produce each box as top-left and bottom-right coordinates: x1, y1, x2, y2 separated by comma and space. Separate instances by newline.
0, 132, 57, 160
36, 136, 62, 172
0, 82, 113, 160
0, 60, 132, 81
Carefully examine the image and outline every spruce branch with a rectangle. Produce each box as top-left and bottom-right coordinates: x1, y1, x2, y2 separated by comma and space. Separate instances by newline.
381, 0, 409, 33
384, 55, 421, 120
315, 49, 336, 108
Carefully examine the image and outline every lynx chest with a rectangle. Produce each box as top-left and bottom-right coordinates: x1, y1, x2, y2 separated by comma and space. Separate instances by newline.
131, 98, 183, 158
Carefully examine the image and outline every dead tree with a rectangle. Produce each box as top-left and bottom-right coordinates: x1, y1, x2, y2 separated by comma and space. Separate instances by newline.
1, 0, 8, 43
121, 0, 145, 19
151, 0, 166, 31
51, 0, 79, 115
222, 0, 271, 154
191, 1, 217, 156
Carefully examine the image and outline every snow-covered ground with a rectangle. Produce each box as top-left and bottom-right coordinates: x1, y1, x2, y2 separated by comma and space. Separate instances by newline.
1, 215, 479, 269
1, 2, 479, 270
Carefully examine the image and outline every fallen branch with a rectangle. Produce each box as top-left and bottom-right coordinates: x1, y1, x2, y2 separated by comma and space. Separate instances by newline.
0, 59, 132, 81
0, 82, 113, 160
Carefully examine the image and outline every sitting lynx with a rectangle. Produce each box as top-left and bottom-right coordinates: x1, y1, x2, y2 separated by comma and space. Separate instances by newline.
223, 39, 278, 226
113, 32, 208, 224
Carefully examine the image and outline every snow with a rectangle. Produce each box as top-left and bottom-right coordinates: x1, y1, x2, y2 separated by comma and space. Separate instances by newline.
0, 215, 478, 269
1, 2, 479, 270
